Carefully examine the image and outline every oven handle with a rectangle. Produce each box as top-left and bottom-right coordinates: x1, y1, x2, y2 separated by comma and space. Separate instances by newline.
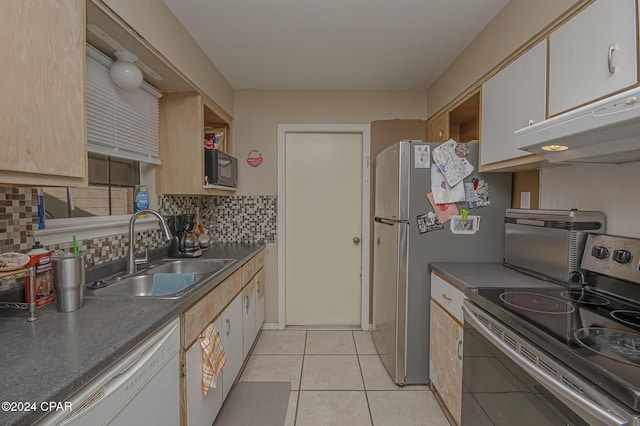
462, 303, 629, 426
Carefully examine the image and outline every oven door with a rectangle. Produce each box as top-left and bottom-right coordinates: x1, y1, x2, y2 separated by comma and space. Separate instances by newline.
461, 301, 635, 426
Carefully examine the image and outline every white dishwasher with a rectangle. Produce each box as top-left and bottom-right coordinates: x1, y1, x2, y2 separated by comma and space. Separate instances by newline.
38, 318, 181, 426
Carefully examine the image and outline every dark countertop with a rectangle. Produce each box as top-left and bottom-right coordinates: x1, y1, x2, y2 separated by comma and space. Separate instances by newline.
0, 242, 264, 426
429, 262, 563, 293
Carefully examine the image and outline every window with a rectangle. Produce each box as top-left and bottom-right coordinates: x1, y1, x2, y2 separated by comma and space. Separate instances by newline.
43, 154, 140, 219
43, 43, 160, 222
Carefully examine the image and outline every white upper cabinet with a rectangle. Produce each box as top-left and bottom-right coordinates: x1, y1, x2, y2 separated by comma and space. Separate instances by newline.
480, 40, 547, 166
548, 0, 638, 116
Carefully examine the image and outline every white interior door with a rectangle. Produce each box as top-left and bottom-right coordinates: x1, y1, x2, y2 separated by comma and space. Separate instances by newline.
284, 132, 363, 326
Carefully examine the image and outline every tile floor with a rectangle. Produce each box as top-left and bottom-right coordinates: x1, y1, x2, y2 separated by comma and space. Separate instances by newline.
239, 330, 451, 426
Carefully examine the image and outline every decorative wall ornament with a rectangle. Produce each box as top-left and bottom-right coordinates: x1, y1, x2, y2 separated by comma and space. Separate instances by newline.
246, 150, 264, 167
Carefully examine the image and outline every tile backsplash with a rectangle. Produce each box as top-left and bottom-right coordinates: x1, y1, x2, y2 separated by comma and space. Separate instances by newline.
0, 187, 277, 291
159, 194, 277, 243
0, 187, 36, 253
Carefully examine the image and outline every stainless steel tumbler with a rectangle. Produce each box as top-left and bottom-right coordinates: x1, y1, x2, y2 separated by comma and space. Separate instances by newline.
52, 254, 85, 313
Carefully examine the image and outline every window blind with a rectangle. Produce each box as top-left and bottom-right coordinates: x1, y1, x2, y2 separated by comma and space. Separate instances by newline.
86, 44, 162, 165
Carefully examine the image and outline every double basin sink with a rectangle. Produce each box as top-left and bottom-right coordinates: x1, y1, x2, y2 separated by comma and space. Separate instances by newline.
88, 258, 237, 299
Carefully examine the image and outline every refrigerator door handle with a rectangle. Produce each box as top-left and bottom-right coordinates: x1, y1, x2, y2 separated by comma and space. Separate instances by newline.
375, 217, 409, 226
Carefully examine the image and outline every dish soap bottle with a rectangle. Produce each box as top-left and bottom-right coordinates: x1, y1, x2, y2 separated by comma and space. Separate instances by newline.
133, 185, 149, 218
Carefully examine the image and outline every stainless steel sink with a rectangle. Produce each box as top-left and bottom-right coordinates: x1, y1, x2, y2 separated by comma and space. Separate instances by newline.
145, 259, 236, 275
87, 258, 238, 299
91, 274, 203, 298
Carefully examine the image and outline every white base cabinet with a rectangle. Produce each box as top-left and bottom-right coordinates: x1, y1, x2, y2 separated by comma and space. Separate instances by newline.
183, 249, 266, 425
185, 294, 243, 425
254, 269, 265, 334
429, 272, 466, 425
242, 282, 257, 359
185, 317, 224, 426
220, 295, 243, 400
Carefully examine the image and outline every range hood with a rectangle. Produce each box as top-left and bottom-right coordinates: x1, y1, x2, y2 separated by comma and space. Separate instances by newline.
515, 86, 640, 164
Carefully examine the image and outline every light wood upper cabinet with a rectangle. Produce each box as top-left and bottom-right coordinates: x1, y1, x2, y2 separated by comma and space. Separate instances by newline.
427, 111, 449, 142
480, 40, 547, 166
157, 93, 233, 195
427, 93, 479, 144
548, 0, 638, 116
0, 0, 87, 186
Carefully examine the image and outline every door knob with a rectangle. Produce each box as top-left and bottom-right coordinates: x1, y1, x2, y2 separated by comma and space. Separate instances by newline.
353, 236, 361, 245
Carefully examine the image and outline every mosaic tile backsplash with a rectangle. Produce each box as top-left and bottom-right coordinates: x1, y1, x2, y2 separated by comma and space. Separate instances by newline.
0, 187, 276, 291
159, 194, 277, 243
0, 187, 36, 253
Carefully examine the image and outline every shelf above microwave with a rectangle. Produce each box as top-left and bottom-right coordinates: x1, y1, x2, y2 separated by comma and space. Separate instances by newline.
203, 184, 237, 192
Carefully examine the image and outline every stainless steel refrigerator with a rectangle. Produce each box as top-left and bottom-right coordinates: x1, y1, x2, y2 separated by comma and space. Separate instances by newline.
372, 140, 511, 385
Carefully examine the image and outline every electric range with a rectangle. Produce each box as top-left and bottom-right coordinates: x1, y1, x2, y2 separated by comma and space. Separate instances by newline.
463, 234, 640, 426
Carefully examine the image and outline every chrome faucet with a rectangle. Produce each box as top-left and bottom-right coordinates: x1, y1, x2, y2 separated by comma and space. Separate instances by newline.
127, 209, 173, 275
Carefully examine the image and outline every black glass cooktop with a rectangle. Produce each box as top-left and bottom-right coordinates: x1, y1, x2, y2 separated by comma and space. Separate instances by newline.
468, 285, 640, 412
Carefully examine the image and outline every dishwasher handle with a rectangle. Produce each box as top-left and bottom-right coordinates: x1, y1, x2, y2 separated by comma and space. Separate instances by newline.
462, 303, 629, 426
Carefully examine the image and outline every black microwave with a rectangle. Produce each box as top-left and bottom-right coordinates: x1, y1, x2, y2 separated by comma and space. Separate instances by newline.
204, 149, 238, 188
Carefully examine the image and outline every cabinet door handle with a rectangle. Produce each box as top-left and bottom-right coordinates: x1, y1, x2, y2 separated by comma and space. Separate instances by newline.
457, 339, 463, 361
442, 294, 453, 303
226, 318, 231, 336
608, 43, 619, 74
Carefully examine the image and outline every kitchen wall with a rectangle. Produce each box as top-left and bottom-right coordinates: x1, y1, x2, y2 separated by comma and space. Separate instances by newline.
423, 0, 639, 239
427, 0, 585, 116
100, 0, 235, 116
232, 89, 427, 323
233, 90, 427, 195
0, 186, 164, 291
0, 188, 274, 292
540, 163, 640, 238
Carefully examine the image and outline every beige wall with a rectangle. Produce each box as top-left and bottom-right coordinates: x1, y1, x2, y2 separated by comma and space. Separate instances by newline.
102, 0, 235, 116
233, 90, 427, 196
541, 163, 640, 238
233, 90, 426, 323
427, 0, 585, 117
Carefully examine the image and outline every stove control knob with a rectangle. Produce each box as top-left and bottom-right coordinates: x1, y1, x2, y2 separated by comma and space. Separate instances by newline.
591, 245, 609, 259
612, 249, 632, 264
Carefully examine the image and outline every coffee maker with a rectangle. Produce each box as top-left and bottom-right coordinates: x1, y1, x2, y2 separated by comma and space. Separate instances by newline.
167, 214, 203, 258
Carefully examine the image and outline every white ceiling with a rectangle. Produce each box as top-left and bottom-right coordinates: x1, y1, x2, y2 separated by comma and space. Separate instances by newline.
162, 0, 510, 90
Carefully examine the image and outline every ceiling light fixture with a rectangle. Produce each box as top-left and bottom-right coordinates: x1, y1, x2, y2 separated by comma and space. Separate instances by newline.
541, 144, 569, 152
110, 51, 143, 89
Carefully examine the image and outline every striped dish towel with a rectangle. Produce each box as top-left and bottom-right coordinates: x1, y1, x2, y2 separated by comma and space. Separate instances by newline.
199, 323, 226, 397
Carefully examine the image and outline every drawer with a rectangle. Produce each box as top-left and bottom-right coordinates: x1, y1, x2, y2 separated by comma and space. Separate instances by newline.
254, 248, 265, 271
431, 273, 465, 323
242, 258, 255, 285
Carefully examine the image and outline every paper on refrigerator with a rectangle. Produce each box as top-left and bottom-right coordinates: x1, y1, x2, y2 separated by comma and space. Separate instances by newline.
450, 215, 481, 234
432, 140, 474, 186
431, 167, 465, 204
426, 192, 459, 224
